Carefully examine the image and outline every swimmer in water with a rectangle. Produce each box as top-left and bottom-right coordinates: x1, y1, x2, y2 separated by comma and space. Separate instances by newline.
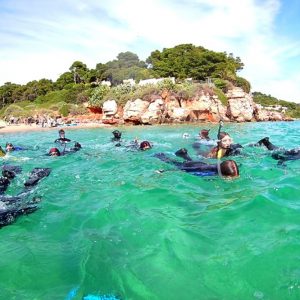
206, 132, 243, 158
255, 137, 300, 164
155, 149, 239, 178
139, 141, 152, 151
48, 142, 82, 156
55, 129, 71, 144
0, 165, 51, 228
199, 129, 211, 141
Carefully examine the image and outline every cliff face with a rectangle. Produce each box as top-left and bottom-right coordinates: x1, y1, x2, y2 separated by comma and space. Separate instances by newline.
100, 87, 287, 125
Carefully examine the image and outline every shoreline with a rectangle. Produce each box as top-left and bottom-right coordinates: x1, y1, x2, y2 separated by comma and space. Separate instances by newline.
0, 119, 297, 135
0, 122, 111, 135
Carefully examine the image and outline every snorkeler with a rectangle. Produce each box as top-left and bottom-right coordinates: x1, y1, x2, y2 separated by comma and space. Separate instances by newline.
139, 141, 152, 151
48, 147, 61, 156
111, 130, 122, 142
199, 129, 211, 141
5, 142, 29, 152
255, 137, 300, 164
54, 129, 71, 144
0, 165, 51, 228
154, 149, 239, 178
206, 132, 243, 158
111, 130, 122, 147
48, 142, 82, 156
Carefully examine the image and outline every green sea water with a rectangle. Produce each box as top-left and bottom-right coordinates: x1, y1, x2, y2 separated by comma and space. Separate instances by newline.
0, 121, 299, 300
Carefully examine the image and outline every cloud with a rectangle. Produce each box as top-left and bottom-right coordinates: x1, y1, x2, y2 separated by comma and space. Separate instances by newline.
0, 0, 299, 102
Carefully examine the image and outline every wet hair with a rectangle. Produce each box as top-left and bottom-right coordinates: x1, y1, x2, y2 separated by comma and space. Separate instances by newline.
48, 147, 61, 156
59, 129, 65, 134
220, 160, 239, 177
219, 131, 230, 140
140, 141, 152, 150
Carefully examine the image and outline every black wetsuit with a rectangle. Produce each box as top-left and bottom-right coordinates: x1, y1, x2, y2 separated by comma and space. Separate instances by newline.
272, 149, 300, 164
155, 153, 219, 176
256, 137, 300, 164
55, 137, 71, 143
0, 165, 51, 228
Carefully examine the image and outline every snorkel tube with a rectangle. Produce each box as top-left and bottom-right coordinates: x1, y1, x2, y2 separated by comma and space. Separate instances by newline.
216, 121, 223, 178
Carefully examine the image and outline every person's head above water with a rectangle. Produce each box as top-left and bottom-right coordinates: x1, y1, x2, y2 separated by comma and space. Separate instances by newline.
48, 147, 61, 156
58, 129, 65, 138
140, 141, 152, 151
200, 129, 210, 139
219, 160, 239, 178
218, 132, 233, 149
112, 130, 122, 140
5, 143, 14, 152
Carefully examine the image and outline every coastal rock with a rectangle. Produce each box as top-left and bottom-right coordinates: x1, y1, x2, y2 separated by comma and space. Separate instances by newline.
253, 105, 270, 121
254, 104, 285, 121
102, 100, 118, 117
226, 88, 254, 122
141, 98, 164, 124
182, 93, 228, 122
123, 98, 149, 124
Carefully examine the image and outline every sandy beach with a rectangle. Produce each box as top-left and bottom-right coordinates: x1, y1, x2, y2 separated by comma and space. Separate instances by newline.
0, 122, 111, 135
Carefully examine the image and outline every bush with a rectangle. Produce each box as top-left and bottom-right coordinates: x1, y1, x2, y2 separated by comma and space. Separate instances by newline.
59, 104, 70, 117
213, 79, 228, 92
103, 83, 136, 105
157, 78, 176, 91
235, 76, 251, 93
69, 104, 87, 115
213, 87, 228, 105
89, 85, 111, 107
174, 82, 197, 99
4, 104, 24, 117
131, 84, 160, 101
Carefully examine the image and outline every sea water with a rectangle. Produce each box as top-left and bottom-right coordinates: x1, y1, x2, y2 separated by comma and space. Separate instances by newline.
0, 121, 299, 300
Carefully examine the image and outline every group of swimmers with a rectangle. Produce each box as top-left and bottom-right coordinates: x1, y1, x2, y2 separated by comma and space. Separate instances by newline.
1, 124, 299, 228
0, 129, 83, 228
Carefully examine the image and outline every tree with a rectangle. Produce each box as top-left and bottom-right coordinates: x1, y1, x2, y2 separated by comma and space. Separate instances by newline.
55, 72, 74, 90
69, 61, 89, 84
98, 52, 149, 85
0, 82, 21, 107
146, 44, 245, 81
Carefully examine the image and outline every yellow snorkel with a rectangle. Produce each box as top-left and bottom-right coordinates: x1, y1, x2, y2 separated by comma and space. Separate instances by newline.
216, 121, 223, 177
0, 146, 6, 157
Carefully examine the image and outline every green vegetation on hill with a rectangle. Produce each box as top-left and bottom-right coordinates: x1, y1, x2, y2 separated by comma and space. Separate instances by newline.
253, 92, 300, 118
0, 43, 298, 119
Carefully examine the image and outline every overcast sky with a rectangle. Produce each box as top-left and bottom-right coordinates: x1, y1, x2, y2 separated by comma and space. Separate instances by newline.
1, 0, 300, 103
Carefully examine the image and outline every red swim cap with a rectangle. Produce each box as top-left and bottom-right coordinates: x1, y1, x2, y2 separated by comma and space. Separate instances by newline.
49, 147, 60, 156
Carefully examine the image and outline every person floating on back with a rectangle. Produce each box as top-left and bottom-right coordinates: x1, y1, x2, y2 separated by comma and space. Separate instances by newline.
155, 148, 239, 178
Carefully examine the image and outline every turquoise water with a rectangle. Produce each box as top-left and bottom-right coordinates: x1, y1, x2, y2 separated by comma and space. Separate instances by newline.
0, 121, 300, 300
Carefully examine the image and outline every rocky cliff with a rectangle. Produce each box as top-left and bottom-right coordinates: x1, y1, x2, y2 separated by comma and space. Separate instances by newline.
98, 87, 288, 125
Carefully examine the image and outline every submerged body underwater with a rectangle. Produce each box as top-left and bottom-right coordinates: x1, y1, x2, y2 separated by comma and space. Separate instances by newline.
0, 121, 299, 300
